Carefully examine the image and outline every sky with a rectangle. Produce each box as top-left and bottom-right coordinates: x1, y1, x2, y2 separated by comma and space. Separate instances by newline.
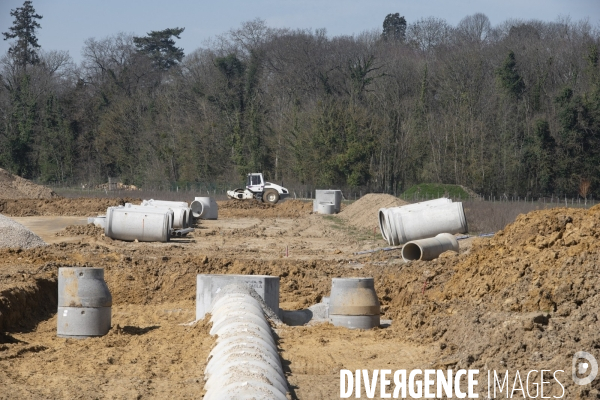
1, 0, 599, 64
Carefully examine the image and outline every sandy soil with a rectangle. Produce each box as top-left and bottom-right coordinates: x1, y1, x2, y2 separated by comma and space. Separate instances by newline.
1, 193, 600, 399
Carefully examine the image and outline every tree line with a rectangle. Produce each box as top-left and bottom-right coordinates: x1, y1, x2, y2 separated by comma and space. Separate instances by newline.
1, 1, 599, 198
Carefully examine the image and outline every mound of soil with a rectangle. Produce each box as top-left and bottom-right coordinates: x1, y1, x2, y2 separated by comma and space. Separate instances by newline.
0, 197, 139, 217
217, 199, 312, 218
0, 169, 57, 200
338, 193, 408, 231
55, 224, 104, 237
381, 205, 600, 397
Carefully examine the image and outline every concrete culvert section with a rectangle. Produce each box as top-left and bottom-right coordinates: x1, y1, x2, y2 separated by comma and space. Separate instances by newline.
380, 200, 467, 245
401, 232, 460, 261
203, 284, 288, 400
57, 267, 112, 338
328, 277, 380, 329
105, 206, 173, 242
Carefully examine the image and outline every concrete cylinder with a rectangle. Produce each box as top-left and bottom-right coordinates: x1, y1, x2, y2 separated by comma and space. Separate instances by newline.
401, 233, 459, 261
328, 277, 380, 330
317, 202, 335, 215
133, 203, 189, 229
378, 198, 453, 245
57, 267, 112, 338
204, 284, 288, 400
380, 202, 467, 245
105, 206, 173, 242
191, 197, 219, 219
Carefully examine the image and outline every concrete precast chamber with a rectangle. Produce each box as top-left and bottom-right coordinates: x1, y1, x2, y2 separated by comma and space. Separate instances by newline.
401, 233, 459, 261
57, 267, 112, 338
105, 206, 173, 242
313, 190, 342, 213
328, 277, 380, 330
203, 283, 288, 400
190, 197, 218, 220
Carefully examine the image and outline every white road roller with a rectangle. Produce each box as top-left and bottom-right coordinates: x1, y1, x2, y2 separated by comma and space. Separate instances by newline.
226, 173, 289, 204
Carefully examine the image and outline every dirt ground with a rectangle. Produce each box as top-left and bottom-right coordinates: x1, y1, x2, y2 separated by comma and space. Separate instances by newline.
1, 194, 600, 399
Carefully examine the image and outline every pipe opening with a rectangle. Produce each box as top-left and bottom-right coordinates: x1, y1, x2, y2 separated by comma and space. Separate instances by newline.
402, 242, 423, 261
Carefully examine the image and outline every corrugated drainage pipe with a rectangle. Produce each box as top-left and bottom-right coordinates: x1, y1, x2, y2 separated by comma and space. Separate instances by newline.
204, 284, 288, 400
401, 233, 459, 262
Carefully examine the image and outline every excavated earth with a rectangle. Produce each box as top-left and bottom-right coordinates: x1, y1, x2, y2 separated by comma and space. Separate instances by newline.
0, 189, 600, 399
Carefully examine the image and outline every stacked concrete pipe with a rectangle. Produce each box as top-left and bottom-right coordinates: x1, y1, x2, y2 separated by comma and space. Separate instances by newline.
378, 199, 467, 245
401, 233, 459, 261
57, 267, 112, 338
329, 277, 380, 329
203, 284, 288, 400
140, 200, 192, 229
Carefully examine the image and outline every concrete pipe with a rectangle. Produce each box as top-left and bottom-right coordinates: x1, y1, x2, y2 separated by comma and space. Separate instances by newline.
378, 198, 453, 245
132, 203, 189, 229
381, 202, 467, 245
142, 199, 189, 208
401, 233, 460, 262
328, 277, 380, 330
105, 206, 173, 242
204, 284, 288, 400
317, 202, 336, 215
191, 197, 218, 219
57, 267, 112, 338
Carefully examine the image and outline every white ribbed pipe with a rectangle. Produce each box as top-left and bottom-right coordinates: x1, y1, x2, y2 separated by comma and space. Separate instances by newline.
379, 200, 467, 245
378, 198, 453, 245
401, 233, 459, 261
204, 285, 288, 400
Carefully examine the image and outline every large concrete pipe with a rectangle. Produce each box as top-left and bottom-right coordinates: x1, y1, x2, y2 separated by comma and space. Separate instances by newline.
401, 233, 459, 262
313, 190, 342, 213
105, 206, 173, 242
137, 201, 190, 229
378, 198, 453, 245
380, 202, 467, 245
126, 203, 187, 229
203, 284, 288, 400
190, 197, 218, 219
57, 267, 112, 338
329, 277, 380, 330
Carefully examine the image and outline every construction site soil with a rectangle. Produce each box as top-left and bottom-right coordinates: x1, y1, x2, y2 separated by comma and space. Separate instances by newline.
1, 191, 599, 398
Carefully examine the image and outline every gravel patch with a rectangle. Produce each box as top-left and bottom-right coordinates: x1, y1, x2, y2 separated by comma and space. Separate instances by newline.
0, 214, 47, 249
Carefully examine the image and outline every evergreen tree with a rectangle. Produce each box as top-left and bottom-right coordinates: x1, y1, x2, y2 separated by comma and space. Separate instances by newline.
133, 27, 185, 70
382, 13, 407, 42
495, 51, 525, 99
2, 1, 43, 69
